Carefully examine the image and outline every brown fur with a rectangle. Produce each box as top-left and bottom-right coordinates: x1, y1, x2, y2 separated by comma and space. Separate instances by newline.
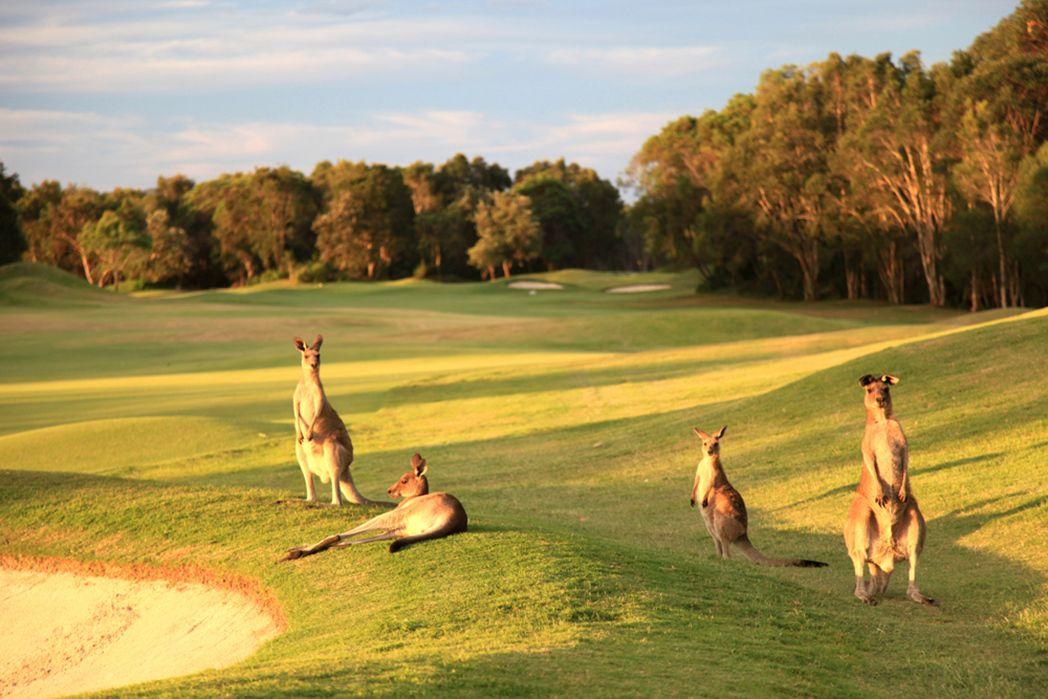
292, 335, 390, 507
281, 453, 468, 560
690, 426, 826, 568
844, 374, 937, 606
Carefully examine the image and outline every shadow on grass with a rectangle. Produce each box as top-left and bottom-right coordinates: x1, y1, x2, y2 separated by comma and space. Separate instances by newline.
0, 466, 1043, 697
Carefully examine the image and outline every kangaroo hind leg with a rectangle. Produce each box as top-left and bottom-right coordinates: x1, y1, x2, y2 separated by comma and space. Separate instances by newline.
295, 441, 317, 503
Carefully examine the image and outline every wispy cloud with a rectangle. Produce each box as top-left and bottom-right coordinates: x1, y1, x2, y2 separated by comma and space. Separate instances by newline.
546, 45, 722, 77
0, 107, 676, 188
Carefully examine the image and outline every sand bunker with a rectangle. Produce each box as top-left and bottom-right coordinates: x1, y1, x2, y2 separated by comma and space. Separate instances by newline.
506, 280, 564, 290
0, 568, 280, 698
605, 284, 672, 294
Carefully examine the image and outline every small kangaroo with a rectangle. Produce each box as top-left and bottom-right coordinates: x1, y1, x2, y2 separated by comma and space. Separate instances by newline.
844, 374, 937, 606
690, 426, 827, 568
282, 453, 467, 559
292, 335, 389, 507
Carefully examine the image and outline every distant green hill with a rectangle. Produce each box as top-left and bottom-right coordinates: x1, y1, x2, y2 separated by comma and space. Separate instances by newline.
0, 262, 122, 306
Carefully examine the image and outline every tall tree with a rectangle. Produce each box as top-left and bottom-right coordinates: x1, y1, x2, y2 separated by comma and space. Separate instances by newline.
844, 53, 951, 305
0, 162, 25, 264
733, 66, 836, 300
468, 191, 542, 279
313, 162, 416, 279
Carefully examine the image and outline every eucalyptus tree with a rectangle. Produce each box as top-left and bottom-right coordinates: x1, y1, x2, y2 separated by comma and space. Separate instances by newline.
843, 52, 951, 306
313, 161, 416, 279
733, 65, 837, 301
0, 162, 25, 264
467, 190, 541, 279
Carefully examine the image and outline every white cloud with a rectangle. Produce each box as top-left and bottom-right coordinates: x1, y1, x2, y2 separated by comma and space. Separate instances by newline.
0, 107, 677, 188
546, 45, 722, 77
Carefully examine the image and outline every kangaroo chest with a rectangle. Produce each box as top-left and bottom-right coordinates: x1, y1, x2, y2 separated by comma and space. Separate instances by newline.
865, 420, 907, 487
295, 382, 326, 422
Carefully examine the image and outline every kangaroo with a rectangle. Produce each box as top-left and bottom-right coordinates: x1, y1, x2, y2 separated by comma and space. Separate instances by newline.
292, 335, 389, 507
282, 453, 467, 559
690, 426, 827, 567
844, 374, 937, 606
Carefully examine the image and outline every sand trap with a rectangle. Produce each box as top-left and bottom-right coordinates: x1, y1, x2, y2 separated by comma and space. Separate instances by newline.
605, 284, 672, 294
507, 280, 564, 290
0, 568, 280, 698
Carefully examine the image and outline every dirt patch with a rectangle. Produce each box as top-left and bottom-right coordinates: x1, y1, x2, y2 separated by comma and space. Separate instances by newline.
605, 284, 672, 294
507, 280, 565, 290
0, 560, 281, 698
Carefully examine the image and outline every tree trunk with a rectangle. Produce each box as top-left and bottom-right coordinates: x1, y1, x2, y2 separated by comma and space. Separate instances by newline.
501, 260, 513, 278
79, 251, 95, 285
970, 271, 979, 312
877, 240, 903, 305
844, 260, 859, 301
487, 265, 495, 281
366, 261, 376, 279
994, 216, 1009, 308
914, 225, 945, 306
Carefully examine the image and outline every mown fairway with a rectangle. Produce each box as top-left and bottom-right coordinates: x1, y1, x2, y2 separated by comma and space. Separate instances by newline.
0, 262, 1045, 697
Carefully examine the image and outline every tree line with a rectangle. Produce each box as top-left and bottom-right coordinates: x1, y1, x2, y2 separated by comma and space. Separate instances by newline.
627, 0, 1047, 308
1, 2, 1044, 309
0, 154, 625, 289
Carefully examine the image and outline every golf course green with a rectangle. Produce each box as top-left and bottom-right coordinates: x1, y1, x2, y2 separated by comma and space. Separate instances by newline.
0, 262, 1044, 696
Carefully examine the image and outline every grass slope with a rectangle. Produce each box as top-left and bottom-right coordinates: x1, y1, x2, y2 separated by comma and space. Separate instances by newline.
0, 264, 1044, 696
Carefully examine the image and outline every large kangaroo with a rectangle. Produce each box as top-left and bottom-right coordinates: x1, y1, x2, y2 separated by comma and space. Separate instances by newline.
292, 335, 388, 507
282, 453, 467, 559
690, 426, 827, 567
844, 374, 937, 606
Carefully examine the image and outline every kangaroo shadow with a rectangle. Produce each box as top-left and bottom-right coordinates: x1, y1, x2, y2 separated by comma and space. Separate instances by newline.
776, 452, 1004, 513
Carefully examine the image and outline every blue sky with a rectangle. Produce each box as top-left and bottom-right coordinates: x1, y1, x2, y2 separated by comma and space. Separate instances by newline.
0, 0, 1018, 190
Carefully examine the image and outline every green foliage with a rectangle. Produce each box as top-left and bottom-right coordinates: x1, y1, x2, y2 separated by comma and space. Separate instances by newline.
468, 190, 542, 278
0, 162, 25, 264
629, 3, 1047, 308
313, 162, 416, 279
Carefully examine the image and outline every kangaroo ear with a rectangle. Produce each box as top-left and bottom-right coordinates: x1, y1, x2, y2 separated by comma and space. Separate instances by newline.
293, 337, 306, 352
714, 425, 727, 440
881, 374, 899, 385
693, 427, 711, 440
312, 334, 324, 350
859, 374, 877, 387
417, 459, 428, 477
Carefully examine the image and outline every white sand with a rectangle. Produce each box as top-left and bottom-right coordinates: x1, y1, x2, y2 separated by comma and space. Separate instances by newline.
605, 284, 672, 294
0, 568, 280, 699
506, 280, 564, 290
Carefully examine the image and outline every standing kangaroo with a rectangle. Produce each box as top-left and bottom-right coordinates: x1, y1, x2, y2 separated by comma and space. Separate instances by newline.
292, 335, 389, 507
690, 426, 827, 568
844, 374, 937, 606
282, 453, 467, 559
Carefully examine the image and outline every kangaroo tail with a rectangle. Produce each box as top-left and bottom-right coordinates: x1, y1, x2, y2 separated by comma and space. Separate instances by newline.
338, 473, 395, 509
388, 534, 434, 553
734, 535, 828, 568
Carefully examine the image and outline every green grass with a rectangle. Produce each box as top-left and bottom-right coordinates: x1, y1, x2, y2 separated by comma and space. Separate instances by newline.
0, 262, 1044, 697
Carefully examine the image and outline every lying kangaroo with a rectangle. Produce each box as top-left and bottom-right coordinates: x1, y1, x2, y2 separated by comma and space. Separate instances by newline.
690, 426, 827, 567
844, 374, 936, 606
282, 453, 467, 559
292, 335, 389, 507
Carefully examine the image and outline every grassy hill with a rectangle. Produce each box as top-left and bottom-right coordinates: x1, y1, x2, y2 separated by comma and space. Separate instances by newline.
0, 264, 1044, 696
